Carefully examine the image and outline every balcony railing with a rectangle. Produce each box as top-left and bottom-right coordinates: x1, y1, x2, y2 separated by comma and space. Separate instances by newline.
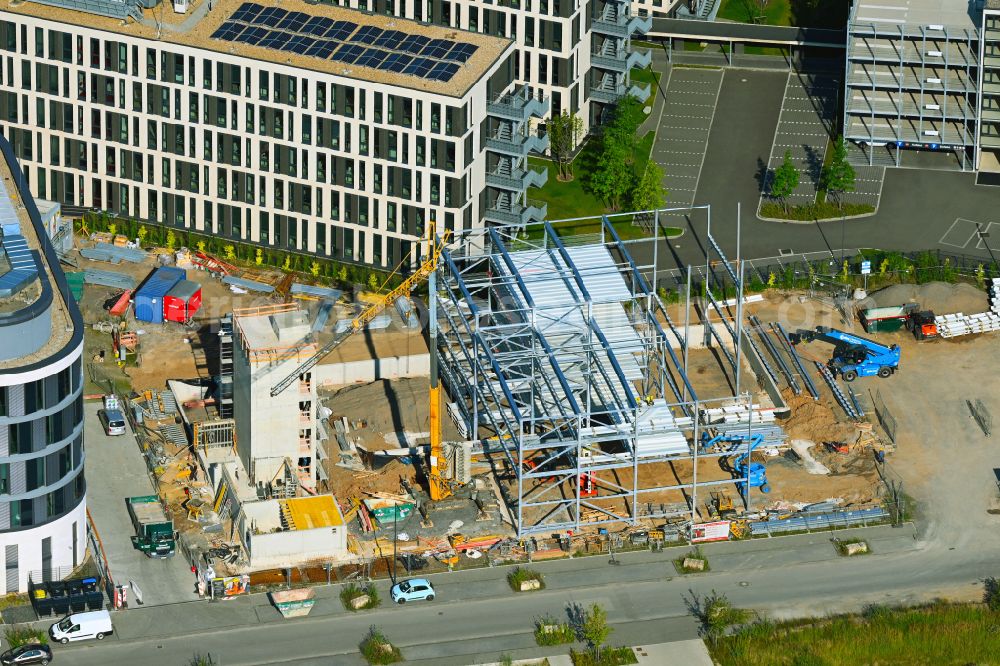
485, 132, 551, 156
590, 81, 651, 105
486, 165, 549, 191
591, 47, 652, 73
487, 86, 551, 121
591, 14, 652, 39
484, 198, 548, 226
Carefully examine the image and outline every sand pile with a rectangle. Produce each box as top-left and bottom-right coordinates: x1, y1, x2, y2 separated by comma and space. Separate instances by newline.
780, 391, 858, 443
862, 281, 987, 315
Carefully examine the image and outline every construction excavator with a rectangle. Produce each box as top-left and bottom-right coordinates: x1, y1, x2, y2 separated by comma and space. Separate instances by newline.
268, 220, 454, 501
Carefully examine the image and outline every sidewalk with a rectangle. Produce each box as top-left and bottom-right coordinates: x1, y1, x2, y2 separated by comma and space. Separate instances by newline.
471, 639, 712, 666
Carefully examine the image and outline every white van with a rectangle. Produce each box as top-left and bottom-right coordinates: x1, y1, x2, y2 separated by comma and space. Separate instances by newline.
48, 610, 114, 644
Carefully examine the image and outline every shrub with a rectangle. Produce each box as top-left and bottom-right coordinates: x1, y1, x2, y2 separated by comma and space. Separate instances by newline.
340, 582, 381, 611
189, 655, 218, 666
674, 547, 710, 574
5, 625, 47, 648
508, 567, 545, 592
702, 591, 752, 639
759, 201, 875, 221
534, 616, 576, 646
569, 646, 638, 665
985, 578, 1000, 612
359, 626, 403, 665
833, 538, 870, 557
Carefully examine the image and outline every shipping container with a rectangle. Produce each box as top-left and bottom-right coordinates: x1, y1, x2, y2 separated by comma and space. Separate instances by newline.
163, 279, 202, 323
134, 267, 185, 324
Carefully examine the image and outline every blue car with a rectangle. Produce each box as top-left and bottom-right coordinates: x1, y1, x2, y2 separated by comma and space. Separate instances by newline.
390, 578, 436, 604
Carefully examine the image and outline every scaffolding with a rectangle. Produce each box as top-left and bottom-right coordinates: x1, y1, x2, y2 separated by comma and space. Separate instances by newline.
435, 215, 776, 536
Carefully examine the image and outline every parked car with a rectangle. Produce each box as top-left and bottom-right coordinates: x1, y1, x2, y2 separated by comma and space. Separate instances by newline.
48, 610, 113, 644
1, 643, 52, 665
390, 578, 435, 604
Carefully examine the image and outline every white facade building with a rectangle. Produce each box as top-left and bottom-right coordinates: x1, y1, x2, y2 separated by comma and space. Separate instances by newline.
0, 134, 86, 594
0, 0, 551, 269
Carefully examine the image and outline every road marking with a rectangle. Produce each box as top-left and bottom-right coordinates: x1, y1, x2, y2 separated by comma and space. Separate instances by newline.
975, 221, 999, 250
938, 217, 983, 249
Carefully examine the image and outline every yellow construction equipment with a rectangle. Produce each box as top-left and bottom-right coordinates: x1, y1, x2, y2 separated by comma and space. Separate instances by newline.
267, 221, 454, 501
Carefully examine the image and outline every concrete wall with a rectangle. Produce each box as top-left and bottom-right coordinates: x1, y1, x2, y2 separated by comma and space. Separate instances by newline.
314, 353, 430, 387
237, 499, 348, 569
233, 333, 318, 487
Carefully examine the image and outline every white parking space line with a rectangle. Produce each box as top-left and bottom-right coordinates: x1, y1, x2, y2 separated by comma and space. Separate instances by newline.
975, 222, 998, 250
938, 217, 983, 249
656, 67, 725, 210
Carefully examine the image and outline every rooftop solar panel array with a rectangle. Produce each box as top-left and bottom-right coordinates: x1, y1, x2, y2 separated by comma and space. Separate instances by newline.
0, 185, 39, 299
211, 3, 476, 83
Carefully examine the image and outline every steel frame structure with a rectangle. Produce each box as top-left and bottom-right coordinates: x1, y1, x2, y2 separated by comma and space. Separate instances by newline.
434, 213, 766, 536
845, 6, 982, 169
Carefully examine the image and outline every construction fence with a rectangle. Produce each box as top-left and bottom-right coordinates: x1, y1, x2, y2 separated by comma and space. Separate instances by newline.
871, 389, 898, 445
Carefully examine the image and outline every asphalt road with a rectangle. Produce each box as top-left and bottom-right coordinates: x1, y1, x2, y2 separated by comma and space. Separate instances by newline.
637, 63, 1000, 278
46, 521, 999, 666
84, 402, 197, 606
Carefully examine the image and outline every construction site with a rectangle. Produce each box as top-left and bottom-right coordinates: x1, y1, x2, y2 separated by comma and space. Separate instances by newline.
67, 207, 1000, 598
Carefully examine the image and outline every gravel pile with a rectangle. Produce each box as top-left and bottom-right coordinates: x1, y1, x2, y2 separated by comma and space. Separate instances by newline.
862, 282, 987, 315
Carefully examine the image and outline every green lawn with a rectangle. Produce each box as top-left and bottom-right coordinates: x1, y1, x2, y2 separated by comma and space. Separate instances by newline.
629, 67, 661, 106
716, 0, 847, 28
711, 602, 1000, 665
527, 132, 680, 241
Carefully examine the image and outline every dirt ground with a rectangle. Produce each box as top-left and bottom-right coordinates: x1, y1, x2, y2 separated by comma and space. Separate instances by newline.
320, 378, 463, 452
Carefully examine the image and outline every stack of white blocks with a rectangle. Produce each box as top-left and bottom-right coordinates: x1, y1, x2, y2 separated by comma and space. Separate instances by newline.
935, 280, 1000, 338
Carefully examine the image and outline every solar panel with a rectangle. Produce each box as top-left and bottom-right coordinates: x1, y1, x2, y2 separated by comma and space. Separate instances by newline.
232, 2, 263, 22
235, 26, 267, 43
303, 16, 334, 36
421, 38, 453, 59
210, 21, 243, 40
356, 47, 388, 68
326, 21, 357, 40
404, 57, 433, 77
375, 29, 404, 49
352, 25, 382, 43
331, 43, 364, 64
399, 34, 430, 54
258, 7, 287, 27
306, 39, 337, 58
212, 6, 475, 82
446, 43, 478, 63
379, 52, 413, 71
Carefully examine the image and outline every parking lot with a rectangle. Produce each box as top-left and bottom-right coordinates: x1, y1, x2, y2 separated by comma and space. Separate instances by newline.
655, 66, 724, 220
85, 401, 196, 606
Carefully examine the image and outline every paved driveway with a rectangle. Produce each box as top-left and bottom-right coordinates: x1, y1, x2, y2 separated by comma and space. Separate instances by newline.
655, 66, 724, 221
85, 401, 196, 606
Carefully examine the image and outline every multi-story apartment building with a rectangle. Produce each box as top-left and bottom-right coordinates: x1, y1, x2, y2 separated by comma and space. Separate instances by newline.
0, 135, 86, 594
845, 0, 1000, 171
0, 0, 558, 268
0, 0, 650, 269
324, 0, 651, 132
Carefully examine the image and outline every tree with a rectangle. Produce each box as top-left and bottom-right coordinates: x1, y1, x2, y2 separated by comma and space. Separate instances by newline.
137, 225, 148, 244
255, 248, 263, 266
769, 150, 800, 213
821, 137, 856, 208
196, 240, 206, 254
107, 223, 117, 237
631, 162, 667, 213
547, 112, 584, 181
310, 261, 321, 277
338, 265, 349, 283
165, 230, 176, 250
223, 244, 235, 261
590, 142, 633, 211
580, 603, 612, 660
282, 255, 291, 271
367, 272, 380, 291
604, 95, 644, 164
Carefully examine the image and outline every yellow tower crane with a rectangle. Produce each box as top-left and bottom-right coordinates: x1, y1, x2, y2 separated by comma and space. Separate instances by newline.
269, 221, 452, 500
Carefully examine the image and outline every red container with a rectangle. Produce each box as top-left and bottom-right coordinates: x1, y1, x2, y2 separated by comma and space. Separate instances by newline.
163, 279, 202, 323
